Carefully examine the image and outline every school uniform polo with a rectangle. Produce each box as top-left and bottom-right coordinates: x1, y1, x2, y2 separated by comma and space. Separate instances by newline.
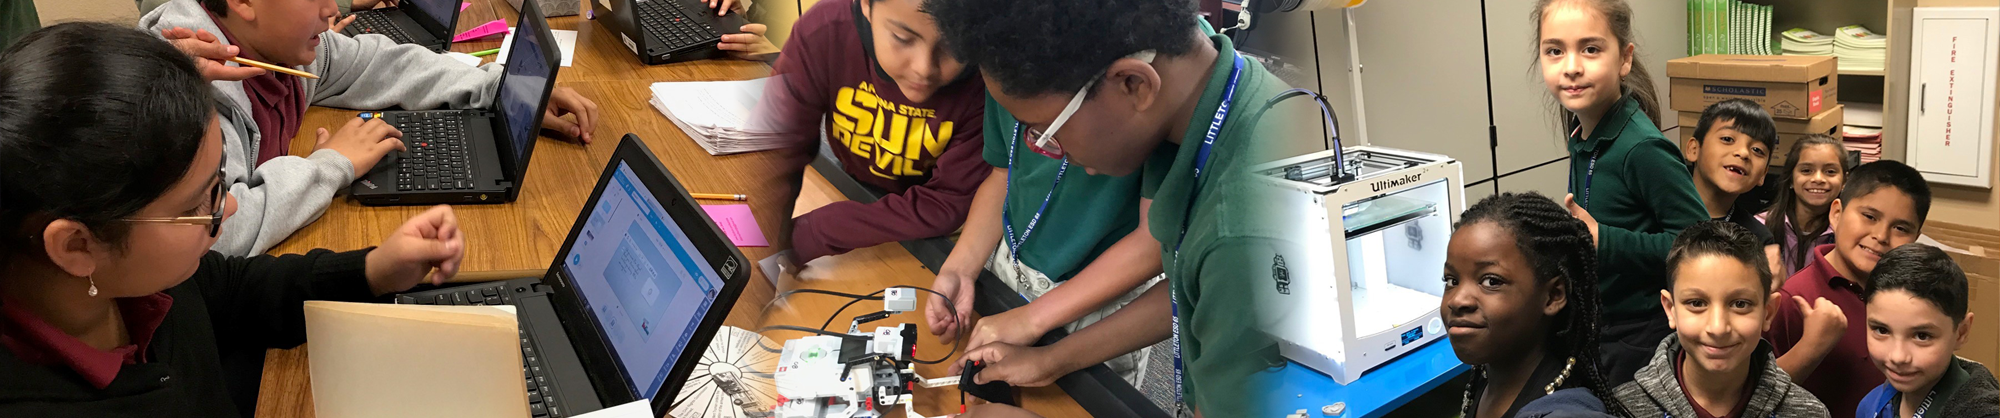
982, 96, 1168, 282
1565, 92, 1710, 321
1147, 30, 1300, 416
1765, 243, 1882, 417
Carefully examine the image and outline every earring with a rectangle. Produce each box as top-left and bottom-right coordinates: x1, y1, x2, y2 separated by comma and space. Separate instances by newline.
87, 275, 98, 297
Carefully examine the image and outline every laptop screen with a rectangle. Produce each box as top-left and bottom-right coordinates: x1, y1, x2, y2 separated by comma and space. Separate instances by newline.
406, 0, 458, 34
497, 11, 550, 173
561, 161, 726, 399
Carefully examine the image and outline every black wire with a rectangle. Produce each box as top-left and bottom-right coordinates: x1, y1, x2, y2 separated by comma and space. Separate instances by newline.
895, 286, 961, 365
761, 285, 962, 365
756, 325, 872, 340
820, 289, 887, 331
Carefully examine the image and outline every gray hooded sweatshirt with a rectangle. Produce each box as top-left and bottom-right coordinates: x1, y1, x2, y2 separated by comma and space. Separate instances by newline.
140, 0, 502, 256
1612, 336, 1830, 418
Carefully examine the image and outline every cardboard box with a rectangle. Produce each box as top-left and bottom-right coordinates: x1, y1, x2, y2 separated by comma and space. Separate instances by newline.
1667, 55, 1839, 119
1924, 222, 2000, 368
1677, 104, 1843, 166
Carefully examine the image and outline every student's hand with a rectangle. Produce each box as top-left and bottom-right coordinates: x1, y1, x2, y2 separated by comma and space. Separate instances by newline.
717, 24, 777, 61
1795, 295, 1848, 353
160, 27, 267, 82
966, 308, 1049, 353
315, 116, 409, 177
956, 342, 1071, 388
701, 0, 744, 16
365, 205, 465, 296
957, 403, 1044, 418
328, 14, 358, 33
1563, 193, 1600, 246
927, 269, 979, 340
541, 87, 600, 144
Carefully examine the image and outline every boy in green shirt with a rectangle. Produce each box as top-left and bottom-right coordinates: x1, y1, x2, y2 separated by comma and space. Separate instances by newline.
927, 0, 1303, 415
924, 95, 1167, 387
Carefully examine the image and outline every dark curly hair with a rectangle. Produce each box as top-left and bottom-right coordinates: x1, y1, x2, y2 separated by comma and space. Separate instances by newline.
922, 0, 1201, 98
0, 22, 212, 258
1454, 192, 1626, 416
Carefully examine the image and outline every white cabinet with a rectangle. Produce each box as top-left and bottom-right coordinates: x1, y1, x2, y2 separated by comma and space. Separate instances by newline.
1906, 7, 1999, 188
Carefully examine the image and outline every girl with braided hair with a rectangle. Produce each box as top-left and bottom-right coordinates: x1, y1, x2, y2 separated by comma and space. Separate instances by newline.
1444, 192, 1626, 417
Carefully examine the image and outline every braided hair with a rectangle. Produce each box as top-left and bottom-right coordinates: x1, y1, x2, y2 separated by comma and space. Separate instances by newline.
1453, 192, 1627, 417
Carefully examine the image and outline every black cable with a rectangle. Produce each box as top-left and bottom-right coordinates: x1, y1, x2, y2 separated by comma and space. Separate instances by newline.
756, 325, 872, 340
820, 289, 888, 331
895, 286, 961, 365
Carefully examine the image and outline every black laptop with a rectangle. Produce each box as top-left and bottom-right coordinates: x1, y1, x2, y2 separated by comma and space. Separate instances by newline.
338, 0, 461, 51
395, 135, 752, 418
349, 0, 557, 206
590, 0, 747, 65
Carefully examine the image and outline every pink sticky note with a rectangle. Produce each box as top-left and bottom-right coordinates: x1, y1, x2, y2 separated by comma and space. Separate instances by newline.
452, 20, 509, 42
702, 204, 769, 247
460, 1, 470, 11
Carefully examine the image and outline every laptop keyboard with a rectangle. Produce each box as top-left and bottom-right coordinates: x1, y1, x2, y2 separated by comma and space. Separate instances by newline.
401, 285, 569, 418
347, 12, 417, 44
636, 0, 721, 52
387, 112, 476, 192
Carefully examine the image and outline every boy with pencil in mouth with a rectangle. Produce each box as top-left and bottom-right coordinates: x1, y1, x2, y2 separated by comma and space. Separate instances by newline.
141, 0, 600, 256
1858, 244, 2000, 418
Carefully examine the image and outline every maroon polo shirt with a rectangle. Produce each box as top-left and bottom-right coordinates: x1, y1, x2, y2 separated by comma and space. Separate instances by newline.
1764, 243, 1881, 417
209, 12, 305, 165
0, 293, 174, 389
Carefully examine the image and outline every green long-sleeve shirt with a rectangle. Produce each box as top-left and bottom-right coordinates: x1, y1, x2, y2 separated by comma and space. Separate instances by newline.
1566, 92, 1709, 320
0, 0, 38, 50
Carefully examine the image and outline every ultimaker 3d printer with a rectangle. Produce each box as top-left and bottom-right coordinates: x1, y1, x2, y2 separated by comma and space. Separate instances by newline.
1251, 145, 1466, 385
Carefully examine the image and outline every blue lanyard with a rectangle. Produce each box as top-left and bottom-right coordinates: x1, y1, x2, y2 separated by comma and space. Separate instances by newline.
1167, 52, 1245, 412
1003, 122, 1069, 264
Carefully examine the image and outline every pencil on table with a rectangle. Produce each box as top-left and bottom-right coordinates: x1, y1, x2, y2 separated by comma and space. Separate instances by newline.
228, 56, 318, 79
691, 193, 748, 201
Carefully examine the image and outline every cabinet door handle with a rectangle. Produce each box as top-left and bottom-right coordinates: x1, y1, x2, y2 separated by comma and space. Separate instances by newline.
1920, 83, 1927, 114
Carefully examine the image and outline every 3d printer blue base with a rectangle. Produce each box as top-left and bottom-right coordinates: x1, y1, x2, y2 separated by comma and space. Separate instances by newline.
1252, 339, 1467, 418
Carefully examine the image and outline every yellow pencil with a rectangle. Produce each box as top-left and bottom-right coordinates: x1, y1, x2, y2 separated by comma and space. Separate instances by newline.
229, 56, 319, 79
691, 193, 747, 201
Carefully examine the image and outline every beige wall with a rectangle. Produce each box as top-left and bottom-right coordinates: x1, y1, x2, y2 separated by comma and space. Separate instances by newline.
35, 0, 140, 27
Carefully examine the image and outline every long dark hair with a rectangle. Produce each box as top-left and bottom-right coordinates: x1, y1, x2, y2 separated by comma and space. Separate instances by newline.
1533, 0, 1663, 129
0, 22, 213, 263
1455, 192, 1627, 417
1763, 134, 1851, 274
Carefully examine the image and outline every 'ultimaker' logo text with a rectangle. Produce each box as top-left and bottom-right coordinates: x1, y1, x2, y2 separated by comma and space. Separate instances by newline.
1372, 174, 1421, 192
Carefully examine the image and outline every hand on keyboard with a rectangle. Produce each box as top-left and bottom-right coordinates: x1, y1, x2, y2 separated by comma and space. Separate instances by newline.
365, 205, 465, 296
702, 0, 744, 16
718, 23, 776, 61
316, 116, 408, 177
328, 14, 358, 33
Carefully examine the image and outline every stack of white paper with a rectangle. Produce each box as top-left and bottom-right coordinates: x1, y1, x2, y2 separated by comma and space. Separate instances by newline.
648, 78, 786, 155
1834, 25, 1887, 73
1781, 28, 1834, 56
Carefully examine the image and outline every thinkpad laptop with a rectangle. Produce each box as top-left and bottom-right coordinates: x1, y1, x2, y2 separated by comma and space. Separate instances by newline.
338, 0, 461, 51
349, 0, 557, 206
590, 0, 748, 65
395, 134, 752, 417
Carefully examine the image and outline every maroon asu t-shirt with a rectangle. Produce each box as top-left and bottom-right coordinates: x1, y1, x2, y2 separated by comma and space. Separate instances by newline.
756, 0, 990, 262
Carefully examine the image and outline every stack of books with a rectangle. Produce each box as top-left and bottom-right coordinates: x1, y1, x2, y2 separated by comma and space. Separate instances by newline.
1780, 28, 1834, 56
1843, 102, 1885, 163
1834, 25, 1888, 73
1688, 0, 1773, 55
647, 78, 787, 156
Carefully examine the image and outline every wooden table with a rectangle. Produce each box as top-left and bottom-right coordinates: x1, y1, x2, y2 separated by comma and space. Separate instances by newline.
251, 0, 1087, 416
